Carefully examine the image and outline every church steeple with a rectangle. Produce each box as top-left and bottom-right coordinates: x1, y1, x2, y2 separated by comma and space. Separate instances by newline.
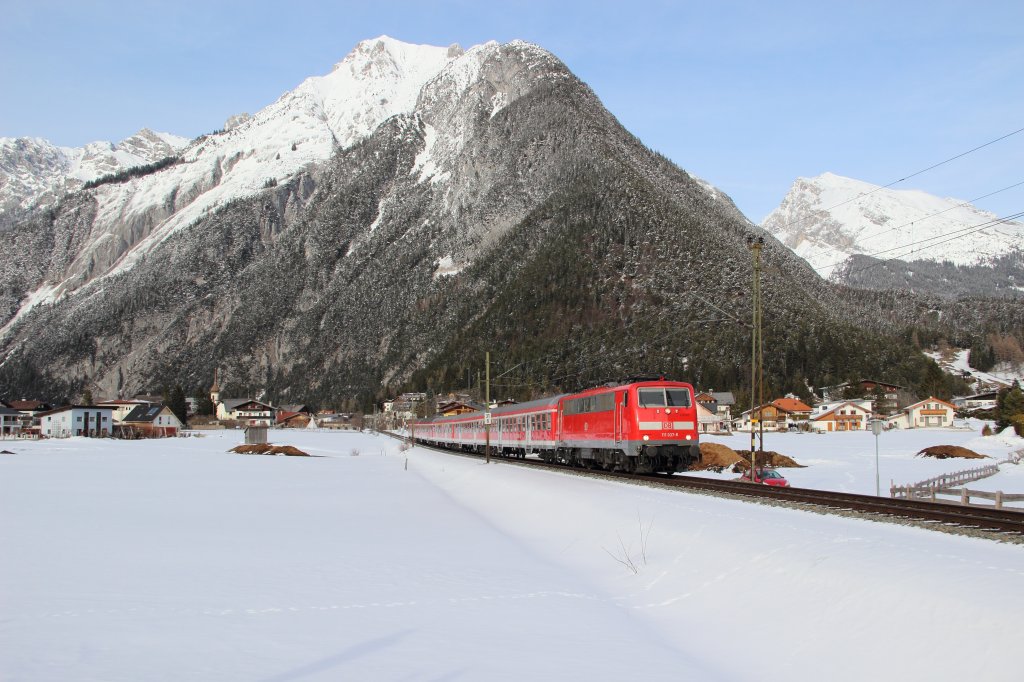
210, 369, 221, 406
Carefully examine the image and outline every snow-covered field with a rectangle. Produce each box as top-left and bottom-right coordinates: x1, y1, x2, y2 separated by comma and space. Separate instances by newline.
2, 428, 1022, 681
693, 420, 1024, 502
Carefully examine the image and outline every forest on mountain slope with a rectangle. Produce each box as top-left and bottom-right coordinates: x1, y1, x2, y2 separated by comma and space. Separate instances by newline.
0, 51, 1016, 410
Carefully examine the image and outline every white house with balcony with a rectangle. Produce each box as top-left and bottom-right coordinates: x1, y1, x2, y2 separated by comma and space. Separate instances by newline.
887, 397, 957, 429
808, 401, 872, 432
38, 405, 114, 438
215, 398, 275, 425
1, 406, 23, 436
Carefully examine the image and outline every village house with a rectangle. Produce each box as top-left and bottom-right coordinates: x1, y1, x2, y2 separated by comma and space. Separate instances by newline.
736, 397, 814, 432
695, 391, 736, 427
1, 406, 23, 436
119, 404, 184, 437
317, 413, 359, 430
209, 373, 276, 426
276, 410, 312, 428
436, 398, 480, 416
819, 380, 904, 414
771, 397, 814, 422
37, 405, 115, 438
97, 399, 154, 424
813, 398, 873, 416
886, 396, 957, 429
5, 399, 53, 432
808, 401, 872, 432
695, 402, 726, 434
0, 400, 50, 436
381, 393, 426, 426
952, 390, 998, 411
216, 398, 275, 425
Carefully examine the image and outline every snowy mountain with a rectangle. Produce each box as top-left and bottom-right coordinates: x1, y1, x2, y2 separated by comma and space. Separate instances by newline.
0, 129, 189, 227
762, 172, 1024, 284
0, 37, 1000, 404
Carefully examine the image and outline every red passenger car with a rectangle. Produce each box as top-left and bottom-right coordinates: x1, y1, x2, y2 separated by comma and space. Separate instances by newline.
414, 378, 701, 474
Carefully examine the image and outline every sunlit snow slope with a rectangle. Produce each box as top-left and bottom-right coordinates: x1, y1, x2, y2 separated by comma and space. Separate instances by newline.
762, 172, 1024, 280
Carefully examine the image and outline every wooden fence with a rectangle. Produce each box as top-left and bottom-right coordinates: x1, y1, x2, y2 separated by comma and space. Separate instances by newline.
891, 450, 1023, 510
891, 465, 1001, 498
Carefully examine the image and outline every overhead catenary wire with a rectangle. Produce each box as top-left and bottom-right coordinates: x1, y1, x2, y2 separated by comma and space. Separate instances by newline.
805, 179, 1024, 271
468, 131, 1024, 399
770, 126, 1024, 237
831, 210, 1024, 279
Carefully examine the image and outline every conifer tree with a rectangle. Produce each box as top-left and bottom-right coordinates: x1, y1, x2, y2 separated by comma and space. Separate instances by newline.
168, 385, 188, 425
996, 381, 1024, 434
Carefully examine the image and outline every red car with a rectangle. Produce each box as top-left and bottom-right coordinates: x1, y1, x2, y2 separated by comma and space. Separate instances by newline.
739, 467, 790, 487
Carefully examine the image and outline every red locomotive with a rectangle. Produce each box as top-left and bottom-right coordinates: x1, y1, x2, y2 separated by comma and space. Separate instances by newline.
414, 378, 701, 474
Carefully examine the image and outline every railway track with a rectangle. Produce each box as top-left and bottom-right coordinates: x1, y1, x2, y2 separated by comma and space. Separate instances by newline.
385, 432, 1024, 536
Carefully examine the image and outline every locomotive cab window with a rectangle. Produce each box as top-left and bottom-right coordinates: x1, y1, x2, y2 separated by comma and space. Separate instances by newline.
638, 388, 666, 407
638, 388, 692, 408
667, 389, 691, 407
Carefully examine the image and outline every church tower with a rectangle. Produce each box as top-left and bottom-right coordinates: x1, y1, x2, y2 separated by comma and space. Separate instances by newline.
210, 369, 221, 415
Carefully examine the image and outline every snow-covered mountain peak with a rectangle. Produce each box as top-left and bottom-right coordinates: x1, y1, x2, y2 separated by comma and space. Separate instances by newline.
762, 172, 1024, 279
1, 35, 582, 332
336, 35, 452, 81
0, 129, 189, 225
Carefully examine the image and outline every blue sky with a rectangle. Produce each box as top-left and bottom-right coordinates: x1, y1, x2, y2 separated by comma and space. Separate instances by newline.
2, 0, 1021, 222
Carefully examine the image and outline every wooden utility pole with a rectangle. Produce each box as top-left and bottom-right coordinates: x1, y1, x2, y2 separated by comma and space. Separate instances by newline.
485, 351, 491, 464
747, 235, 764, 476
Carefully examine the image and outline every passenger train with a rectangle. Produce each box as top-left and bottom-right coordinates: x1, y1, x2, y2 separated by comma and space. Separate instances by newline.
414, 378, 701, 474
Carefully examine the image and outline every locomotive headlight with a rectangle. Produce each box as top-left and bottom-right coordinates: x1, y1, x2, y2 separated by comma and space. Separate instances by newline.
642, 435, 650, 441
685, 434, 692, 440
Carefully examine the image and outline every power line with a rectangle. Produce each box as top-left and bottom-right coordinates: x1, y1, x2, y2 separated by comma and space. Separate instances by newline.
858, 211, 1023, 262
806, 179, 1024, 271
771, 126, 1024, 236
834, 210, 1024, 279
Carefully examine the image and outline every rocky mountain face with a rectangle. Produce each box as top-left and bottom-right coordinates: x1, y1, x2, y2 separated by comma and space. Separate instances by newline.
762, 173, 1024, 297
0, 129, 189, 229
0, 38, 987, 406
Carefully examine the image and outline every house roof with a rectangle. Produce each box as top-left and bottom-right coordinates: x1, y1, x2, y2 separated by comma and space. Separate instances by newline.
958, 390, 999, 401
123, 404, 169, 423
0, 406, 22, 417
278, 404, 309, 414
710, 392, 735, 405
36, 405, 114, 417
7, 400, 52, 411
811, 401, 872, 420
695, 403, 721, 422
771, 398, 813, 413
905, 396, 957, 412
437, 400, 483, 413
859, 379, 905, 390
222, 398, 274, 411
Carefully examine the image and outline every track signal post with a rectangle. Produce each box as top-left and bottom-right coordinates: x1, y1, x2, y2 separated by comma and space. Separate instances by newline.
485, 351, 491, 464
747, 235, 764, 476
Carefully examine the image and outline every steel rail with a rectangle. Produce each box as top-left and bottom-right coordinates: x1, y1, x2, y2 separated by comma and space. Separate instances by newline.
385, 432, 1024, 535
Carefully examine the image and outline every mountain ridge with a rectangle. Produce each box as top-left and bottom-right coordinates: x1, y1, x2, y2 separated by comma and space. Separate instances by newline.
0, 38, 997, 407
761, 172, 1024, 285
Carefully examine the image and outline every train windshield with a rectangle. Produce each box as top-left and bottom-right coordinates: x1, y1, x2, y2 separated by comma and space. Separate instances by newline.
667, 389, 691, 407
638, 387, 691, 408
